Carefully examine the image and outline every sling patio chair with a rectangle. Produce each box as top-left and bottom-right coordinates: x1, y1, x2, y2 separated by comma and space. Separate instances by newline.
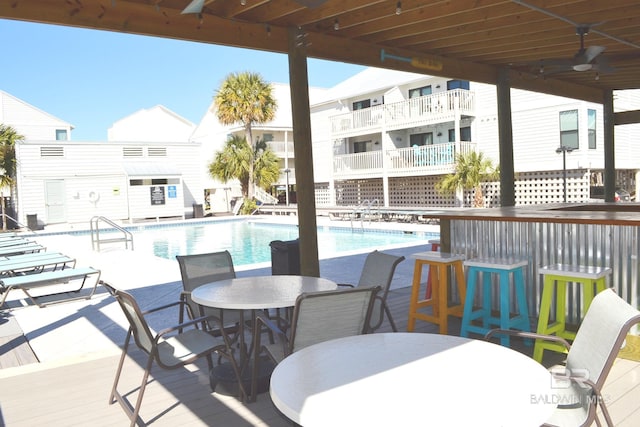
176, 251, 243, 338
250, 286, 380, 402
338, 250, 405, 332
102, 281, 242, 427
485, 288, 640, 427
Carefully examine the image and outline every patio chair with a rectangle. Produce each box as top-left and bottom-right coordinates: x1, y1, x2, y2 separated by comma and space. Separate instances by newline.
102, 281, 241, 427
251, 286, 380, 401
485, 288, 640, 427
176, 251, 243, 337
338, 250, 405, 332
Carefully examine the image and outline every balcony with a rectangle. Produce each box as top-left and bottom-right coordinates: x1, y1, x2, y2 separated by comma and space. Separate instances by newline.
330, 89, 475, 138
333, 142, 476, 179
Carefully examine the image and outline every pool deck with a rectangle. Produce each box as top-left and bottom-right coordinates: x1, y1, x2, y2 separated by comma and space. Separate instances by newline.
1, 215, 639, 425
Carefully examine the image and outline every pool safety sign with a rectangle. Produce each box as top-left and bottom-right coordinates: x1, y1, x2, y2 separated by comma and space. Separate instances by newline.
150, 186, 165, 205
168, 185, 177, 198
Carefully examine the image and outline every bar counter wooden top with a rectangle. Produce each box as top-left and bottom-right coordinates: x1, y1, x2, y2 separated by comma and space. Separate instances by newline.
426, 203, 640, 226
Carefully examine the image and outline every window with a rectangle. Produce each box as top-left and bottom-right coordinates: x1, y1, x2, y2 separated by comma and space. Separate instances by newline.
352, 99, 371, 110
448, 127, 471, 142
263, 133, 274, 142
410, 133, 433, 146
588, 109, 596, 149
409, 85, 432, 98
353, 140, 371, 153
560, 110, 579, 150
446, 80, 470, 90
55, 129, 68, 141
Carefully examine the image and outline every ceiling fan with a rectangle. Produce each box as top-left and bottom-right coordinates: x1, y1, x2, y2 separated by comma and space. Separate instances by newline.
534, 25, 615, 75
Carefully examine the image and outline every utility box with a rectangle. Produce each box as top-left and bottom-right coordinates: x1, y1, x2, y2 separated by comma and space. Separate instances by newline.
27, 214, 38, 230
192, 203, 204, 218
269, 239, 301, 275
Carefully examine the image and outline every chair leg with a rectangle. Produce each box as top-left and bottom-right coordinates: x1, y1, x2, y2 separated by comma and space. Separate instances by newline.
383, 302, 398, 332
110, 331, 132, 405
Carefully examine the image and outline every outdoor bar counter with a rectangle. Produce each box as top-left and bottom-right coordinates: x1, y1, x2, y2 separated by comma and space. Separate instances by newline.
427, 203, 640, 322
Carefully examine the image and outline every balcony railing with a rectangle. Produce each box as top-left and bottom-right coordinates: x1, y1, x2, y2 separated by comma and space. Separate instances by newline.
333, 142, 476, 179
267, 141, 294, 156
330, 89, 475, 136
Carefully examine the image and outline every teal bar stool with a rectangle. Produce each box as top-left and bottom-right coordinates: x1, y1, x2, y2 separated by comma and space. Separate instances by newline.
460, 257, 530, 347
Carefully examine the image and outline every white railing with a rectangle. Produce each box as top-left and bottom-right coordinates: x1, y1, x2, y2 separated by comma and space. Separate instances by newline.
267, 141, 294, 155
333, 151, 383, 177
254, 186, 279, 205
333, 142, 476, 178
330, 89, 475, 135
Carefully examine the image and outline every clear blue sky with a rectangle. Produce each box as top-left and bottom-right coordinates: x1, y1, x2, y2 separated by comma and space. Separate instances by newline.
2, 19, 366, 141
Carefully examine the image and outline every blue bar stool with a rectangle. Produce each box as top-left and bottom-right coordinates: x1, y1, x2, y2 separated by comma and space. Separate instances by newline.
460, 257, 530, 347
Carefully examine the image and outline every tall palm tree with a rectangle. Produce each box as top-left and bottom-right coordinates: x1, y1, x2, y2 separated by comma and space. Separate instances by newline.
437, 150, 499, 207
208, 135, 281, 210
0, 124, 21, 230
214, 72, 277, 199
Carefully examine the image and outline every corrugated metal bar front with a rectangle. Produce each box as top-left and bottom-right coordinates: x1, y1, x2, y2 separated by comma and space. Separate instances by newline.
450, 220, 640, 325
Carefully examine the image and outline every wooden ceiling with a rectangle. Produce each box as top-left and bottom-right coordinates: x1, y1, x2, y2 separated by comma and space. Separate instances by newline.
2, 0, 639, 104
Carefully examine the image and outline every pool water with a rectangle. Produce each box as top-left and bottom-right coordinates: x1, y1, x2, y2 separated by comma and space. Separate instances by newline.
131, 220, 435, 266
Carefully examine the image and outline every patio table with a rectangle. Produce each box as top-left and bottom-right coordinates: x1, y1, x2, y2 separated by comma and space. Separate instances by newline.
270, 332, 556, 427
191, 275, 337, 401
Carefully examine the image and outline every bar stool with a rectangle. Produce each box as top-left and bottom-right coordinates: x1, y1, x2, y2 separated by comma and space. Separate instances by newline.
533, 263, 611, 363
407, 251, 466, 335
460, 257, 530, 347
424, 239, 440, 299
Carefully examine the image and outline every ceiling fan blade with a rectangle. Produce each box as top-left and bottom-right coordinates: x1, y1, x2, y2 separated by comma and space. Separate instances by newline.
181, 0, 204, 14
592, 56, 616, 74
294, 0, 329, 8
580, 45, 606, 64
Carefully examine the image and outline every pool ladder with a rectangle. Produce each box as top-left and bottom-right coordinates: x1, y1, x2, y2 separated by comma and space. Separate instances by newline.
90, 216, 134, 251
350, 199, 381, 231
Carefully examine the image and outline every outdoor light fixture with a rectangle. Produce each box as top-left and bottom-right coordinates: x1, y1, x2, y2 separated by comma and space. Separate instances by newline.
556, 145, 574, 202
333, 18, 339, 30
240, 0, 246, 5
396, 2, 402, 15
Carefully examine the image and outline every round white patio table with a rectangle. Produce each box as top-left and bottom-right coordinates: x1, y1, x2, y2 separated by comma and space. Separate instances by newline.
191, 275, 337, 400
270, 332, 557, 427
191, 275, 337, 309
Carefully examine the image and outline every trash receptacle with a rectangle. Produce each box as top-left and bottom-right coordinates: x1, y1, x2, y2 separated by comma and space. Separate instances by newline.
269, 239, 301, 275
27, 214, 38, 230
193, 203, 204, 218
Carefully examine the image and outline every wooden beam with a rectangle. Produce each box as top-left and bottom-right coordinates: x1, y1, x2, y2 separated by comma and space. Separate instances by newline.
615, 110, 640, 125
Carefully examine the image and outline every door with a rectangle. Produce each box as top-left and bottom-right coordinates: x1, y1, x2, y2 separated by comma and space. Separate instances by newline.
45, 180, 67, 224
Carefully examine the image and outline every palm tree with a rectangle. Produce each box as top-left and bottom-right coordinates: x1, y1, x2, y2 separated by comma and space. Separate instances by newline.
0, 124, 21, 230
208, 135, 281, 212
437, 150, 499, 207
214, 72, 277, 199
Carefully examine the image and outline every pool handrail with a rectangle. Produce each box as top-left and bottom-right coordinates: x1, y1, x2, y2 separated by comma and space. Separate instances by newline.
90, 216, 134, 251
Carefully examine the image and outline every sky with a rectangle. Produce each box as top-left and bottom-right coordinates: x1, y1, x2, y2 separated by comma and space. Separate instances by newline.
1, 19, 366, 141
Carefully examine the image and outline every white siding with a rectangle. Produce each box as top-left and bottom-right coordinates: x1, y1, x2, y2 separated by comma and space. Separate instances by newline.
0, 91, 73, 141
15, 141, 201, 226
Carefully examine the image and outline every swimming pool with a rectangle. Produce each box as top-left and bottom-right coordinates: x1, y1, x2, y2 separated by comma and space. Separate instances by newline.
130, 219, 436, 266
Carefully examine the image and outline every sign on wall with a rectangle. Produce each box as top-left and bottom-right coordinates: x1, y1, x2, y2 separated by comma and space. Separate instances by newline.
168, 185, 177, 198
150, 186, 165, 205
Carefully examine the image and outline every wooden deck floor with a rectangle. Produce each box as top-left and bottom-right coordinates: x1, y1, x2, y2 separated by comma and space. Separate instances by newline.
1, 286, 639, 426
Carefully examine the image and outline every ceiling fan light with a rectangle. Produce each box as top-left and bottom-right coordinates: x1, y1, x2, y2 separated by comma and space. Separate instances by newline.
573, 63, 592, 72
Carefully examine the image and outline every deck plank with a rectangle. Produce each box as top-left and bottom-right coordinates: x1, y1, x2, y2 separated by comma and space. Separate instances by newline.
0, 285, 638, 426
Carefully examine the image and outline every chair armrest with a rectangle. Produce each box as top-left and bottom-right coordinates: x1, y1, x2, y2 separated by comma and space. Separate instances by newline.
337, 283, 355, 288
484, 328, 571, 351
253, 310, 289, 358
155, 313, 224, 339
141, 300, 186, 316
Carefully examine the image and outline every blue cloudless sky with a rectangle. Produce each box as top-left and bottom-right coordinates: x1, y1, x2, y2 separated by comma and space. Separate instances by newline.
2, 19, 366, 141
